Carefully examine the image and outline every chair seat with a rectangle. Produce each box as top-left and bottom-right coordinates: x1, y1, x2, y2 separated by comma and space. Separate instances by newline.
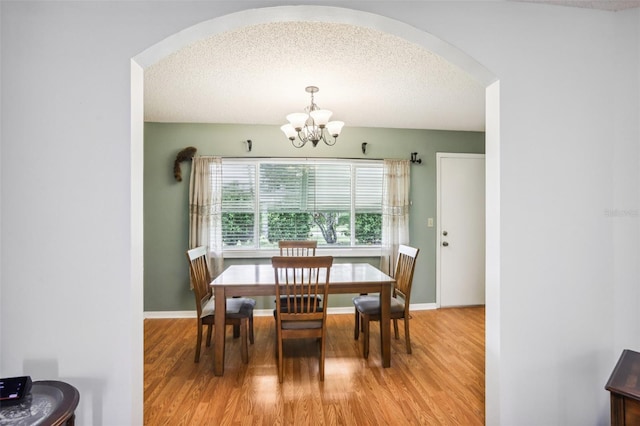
352, 295, 405, 315
201, 297, 256, 318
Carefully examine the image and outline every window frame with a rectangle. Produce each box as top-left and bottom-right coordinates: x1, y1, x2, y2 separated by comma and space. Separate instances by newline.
220, 157, 384, 258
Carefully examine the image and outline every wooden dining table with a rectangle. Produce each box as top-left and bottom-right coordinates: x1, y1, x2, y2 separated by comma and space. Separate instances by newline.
210, 262, 395, 376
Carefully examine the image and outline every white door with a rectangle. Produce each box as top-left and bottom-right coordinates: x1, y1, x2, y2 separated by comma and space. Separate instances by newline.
436, 153, 485, 307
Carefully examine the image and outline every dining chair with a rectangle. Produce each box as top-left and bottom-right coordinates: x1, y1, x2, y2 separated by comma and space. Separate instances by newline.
272, 255, 333, 382
278, 240, 317, 256
352, 244, 419, 358
186, 246, 256, 363
277, 240, 320, 308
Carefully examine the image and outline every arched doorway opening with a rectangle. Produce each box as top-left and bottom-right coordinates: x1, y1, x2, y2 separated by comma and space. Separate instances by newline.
131, 5, 500, 422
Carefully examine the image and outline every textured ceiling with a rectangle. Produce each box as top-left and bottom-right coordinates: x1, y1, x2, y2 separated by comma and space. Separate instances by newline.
143, 1, 639, 133
144, 22, 486, 132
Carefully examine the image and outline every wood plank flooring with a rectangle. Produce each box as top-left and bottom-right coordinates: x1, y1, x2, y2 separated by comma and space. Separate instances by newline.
144, 307, 485, 425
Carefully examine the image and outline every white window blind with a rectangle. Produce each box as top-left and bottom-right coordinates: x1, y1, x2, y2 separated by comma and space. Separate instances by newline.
222, 162, 255, 212
259, 163, 351, 212
221, 162, 256, 247
355, 166, 384, 212
221, 158, 382, 250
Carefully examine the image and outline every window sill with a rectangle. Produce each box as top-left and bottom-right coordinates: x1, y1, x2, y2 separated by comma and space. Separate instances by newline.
223, 247, 383, 259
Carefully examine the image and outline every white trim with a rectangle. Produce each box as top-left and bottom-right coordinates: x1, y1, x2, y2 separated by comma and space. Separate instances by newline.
143, 303, 439, 319
484, 81, 501, 425
129, 60, 145, 426
411, 303, 438, 311
323, 307, 355, 316
144, 311, 196, 319
224, 247, 382, 259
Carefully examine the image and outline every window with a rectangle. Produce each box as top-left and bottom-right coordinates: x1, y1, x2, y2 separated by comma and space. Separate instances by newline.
220, 158, 383, 252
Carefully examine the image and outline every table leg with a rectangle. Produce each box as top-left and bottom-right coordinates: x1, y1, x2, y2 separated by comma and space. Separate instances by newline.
380, 283, 391, 367
213, 286, 227, 376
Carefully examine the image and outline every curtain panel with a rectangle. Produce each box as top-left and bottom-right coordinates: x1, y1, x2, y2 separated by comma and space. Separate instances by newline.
380, 159, 411, 275
189, 156, 224, 280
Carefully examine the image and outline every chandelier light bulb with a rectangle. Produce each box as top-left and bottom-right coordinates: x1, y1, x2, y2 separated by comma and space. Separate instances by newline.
309, 109, 332, 127
280, 124, 297, 141
286, 113, 309, 131
326, 121, 345, 138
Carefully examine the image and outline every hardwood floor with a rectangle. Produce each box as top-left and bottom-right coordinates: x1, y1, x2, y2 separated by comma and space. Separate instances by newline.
144, 307, 485, 425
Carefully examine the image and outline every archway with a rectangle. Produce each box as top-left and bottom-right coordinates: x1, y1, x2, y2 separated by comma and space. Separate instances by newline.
131, 5, 500, 422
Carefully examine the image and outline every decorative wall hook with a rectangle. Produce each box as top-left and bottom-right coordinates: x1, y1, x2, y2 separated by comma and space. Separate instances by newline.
362, 142, 368, 154
410, 152, 422, 164
245, 139, 252, 152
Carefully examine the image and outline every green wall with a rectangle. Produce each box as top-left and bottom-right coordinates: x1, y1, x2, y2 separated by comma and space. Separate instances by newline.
144, 122, 484, 312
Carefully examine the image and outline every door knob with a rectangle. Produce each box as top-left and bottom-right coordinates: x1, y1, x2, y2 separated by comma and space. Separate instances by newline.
442, 231, 448, 236
442, 241, 449, 247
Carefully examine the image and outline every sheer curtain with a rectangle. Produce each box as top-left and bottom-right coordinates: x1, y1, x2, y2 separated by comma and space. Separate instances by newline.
380, 159, 411, 275
189, 156, 223, 279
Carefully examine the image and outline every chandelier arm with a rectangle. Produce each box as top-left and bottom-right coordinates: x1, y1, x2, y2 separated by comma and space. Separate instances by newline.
322, 131, 337, 146
292, 133, 307, 148
319, 131, 327, 145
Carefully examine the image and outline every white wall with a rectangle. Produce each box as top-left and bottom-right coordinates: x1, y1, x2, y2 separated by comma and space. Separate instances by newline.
1, 2, 638, 425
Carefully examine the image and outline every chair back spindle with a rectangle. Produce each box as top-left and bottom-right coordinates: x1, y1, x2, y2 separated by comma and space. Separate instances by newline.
278, 240, 317, 257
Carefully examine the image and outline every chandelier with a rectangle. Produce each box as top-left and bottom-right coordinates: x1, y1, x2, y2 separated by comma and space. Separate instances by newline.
280, 86, 345, 148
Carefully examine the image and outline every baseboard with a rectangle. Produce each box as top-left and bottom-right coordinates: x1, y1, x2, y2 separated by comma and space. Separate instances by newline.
144, 302, 438, 319
411, 303, 438, 311
144, 311, 195, 319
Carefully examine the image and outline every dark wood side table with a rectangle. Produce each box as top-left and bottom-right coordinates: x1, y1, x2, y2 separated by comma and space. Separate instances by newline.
0, 380, 79, 425
606, 349, 640, 426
